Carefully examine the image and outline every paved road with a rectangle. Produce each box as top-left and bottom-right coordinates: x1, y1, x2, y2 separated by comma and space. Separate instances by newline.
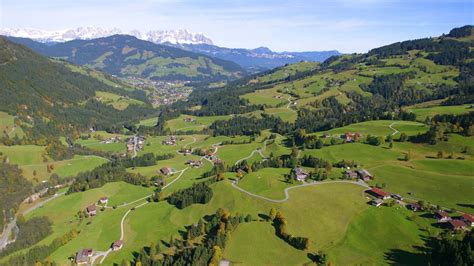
230, 180, 369, 203
104, 168, 189, 209
0, 192, 65, 250
94, 168, 189, 264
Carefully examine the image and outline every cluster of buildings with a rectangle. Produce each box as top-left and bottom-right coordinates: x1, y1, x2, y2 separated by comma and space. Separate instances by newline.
180, 148, 192, 155
100, 136, 121, 144
75, 240, 123, 264
433, 211, 474, 231
204, 152, 221, 164
126, 136, 145, 152
345, 169, 373, 181
162, 135, 178, 145
186, 159, 203, 168
342, 132, 362, 142
366, 187, 474, 232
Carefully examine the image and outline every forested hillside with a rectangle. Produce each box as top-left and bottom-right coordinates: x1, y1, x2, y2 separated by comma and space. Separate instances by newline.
0, 37, 154, 139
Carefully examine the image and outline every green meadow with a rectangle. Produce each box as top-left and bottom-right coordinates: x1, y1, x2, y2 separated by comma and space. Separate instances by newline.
405, 104, 472, 121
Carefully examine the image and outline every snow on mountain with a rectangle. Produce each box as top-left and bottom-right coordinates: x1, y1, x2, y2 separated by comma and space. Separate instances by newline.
0, 27, 213, 45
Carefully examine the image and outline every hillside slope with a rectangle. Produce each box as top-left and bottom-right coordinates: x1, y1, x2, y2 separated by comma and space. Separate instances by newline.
6, 35, 246, 82
0, 37, 153, 137
174, 26, 473, 131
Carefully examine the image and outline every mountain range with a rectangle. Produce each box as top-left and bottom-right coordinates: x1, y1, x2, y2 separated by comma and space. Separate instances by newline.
1, 27, 341, 72
0, 27, 213, 45
7, 35, 245, 82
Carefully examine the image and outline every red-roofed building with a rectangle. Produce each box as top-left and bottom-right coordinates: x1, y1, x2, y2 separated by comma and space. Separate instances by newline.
434, 210, 452, 223
448, 219, 466, 231
462, 213, 474, 227
75, 248, 93, 264
367, 188, 390, 200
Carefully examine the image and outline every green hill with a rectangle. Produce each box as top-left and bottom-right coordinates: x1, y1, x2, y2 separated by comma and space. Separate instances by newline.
7, 35, 246, 82
0, 37, 153, 138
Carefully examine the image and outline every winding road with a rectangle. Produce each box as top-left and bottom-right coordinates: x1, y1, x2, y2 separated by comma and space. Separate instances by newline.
93, 168, 189, 263
230, 180, 369, 203
234, 139, 270, 166
389, 122, 399, 136
0, 192, 65, 250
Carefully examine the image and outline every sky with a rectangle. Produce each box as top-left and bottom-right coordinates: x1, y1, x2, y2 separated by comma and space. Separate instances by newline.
0, 0, 472, 52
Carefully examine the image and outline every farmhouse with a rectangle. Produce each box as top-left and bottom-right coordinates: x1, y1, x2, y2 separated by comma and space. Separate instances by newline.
75, 248, 93, 264
162, 136, 177, 145
343, 132, 361, 142
344, 170, 358, 179
366, 187, 390, 200
356, 169, 373, 181
99, 197, 108, 205
291, 167, 308, 182
160, 167, 173, 176
461, 213, 474, 226
184, 117, 196, 122
86, 204, 97, 216
434, 210, 452, 223
112, 240, 123, 251
180, 148, 192, 155
406, 203, 422, 212
186, 160, 203, 168
448, 219, 467, 231
370, 199, 384, 207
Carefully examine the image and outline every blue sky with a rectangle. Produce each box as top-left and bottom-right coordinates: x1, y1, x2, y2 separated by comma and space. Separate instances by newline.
1, 0, 472, 52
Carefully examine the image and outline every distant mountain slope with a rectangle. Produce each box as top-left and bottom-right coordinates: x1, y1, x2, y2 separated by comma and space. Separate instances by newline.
176, 25, 473, 126
6, 35, 246, 82
0, 37, 153, 136
170, 43, 340, 72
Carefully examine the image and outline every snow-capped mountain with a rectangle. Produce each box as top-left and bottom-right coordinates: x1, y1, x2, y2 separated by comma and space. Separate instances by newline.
0, 27, 213, 45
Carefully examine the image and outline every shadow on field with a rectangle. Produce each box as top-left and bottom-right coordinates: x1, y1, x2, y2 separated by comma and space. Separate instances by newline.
384, 236, 434, 265
457, 203, 474, 209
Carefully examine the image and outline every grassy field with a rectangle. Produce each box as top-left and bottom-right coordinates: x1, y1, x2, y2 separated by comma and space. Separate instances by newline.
314, 120, 428, 137
0, 144, 47, 165
236, 168, 292, 199
21, 155, 109, 181
328, 206, 435, 265
224, 222, 308, 265
95, 91, 145, 110
165, 114, 231, 132
240, 89, 288, 107
0, 111, 25, 138
405, 104, 472, 121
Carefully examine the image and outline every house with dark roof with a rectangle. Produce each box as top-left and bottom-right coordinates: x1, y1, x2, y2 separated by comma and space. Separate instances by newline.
366, 188, 390, 200
344, 170, 358, 179
406, 202, 422, 212
434, 210, 452, 223
356, 169, 373, 181
448, 219, 467, 231
86, 204, 97, 216
291, 167, 308, 182
112, 240, 123, 251
370, 199, 384, 207
75, 248, 93, 265
99, 197, 108, 205
461, 213, 474, 227
160, 167, 173, 176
